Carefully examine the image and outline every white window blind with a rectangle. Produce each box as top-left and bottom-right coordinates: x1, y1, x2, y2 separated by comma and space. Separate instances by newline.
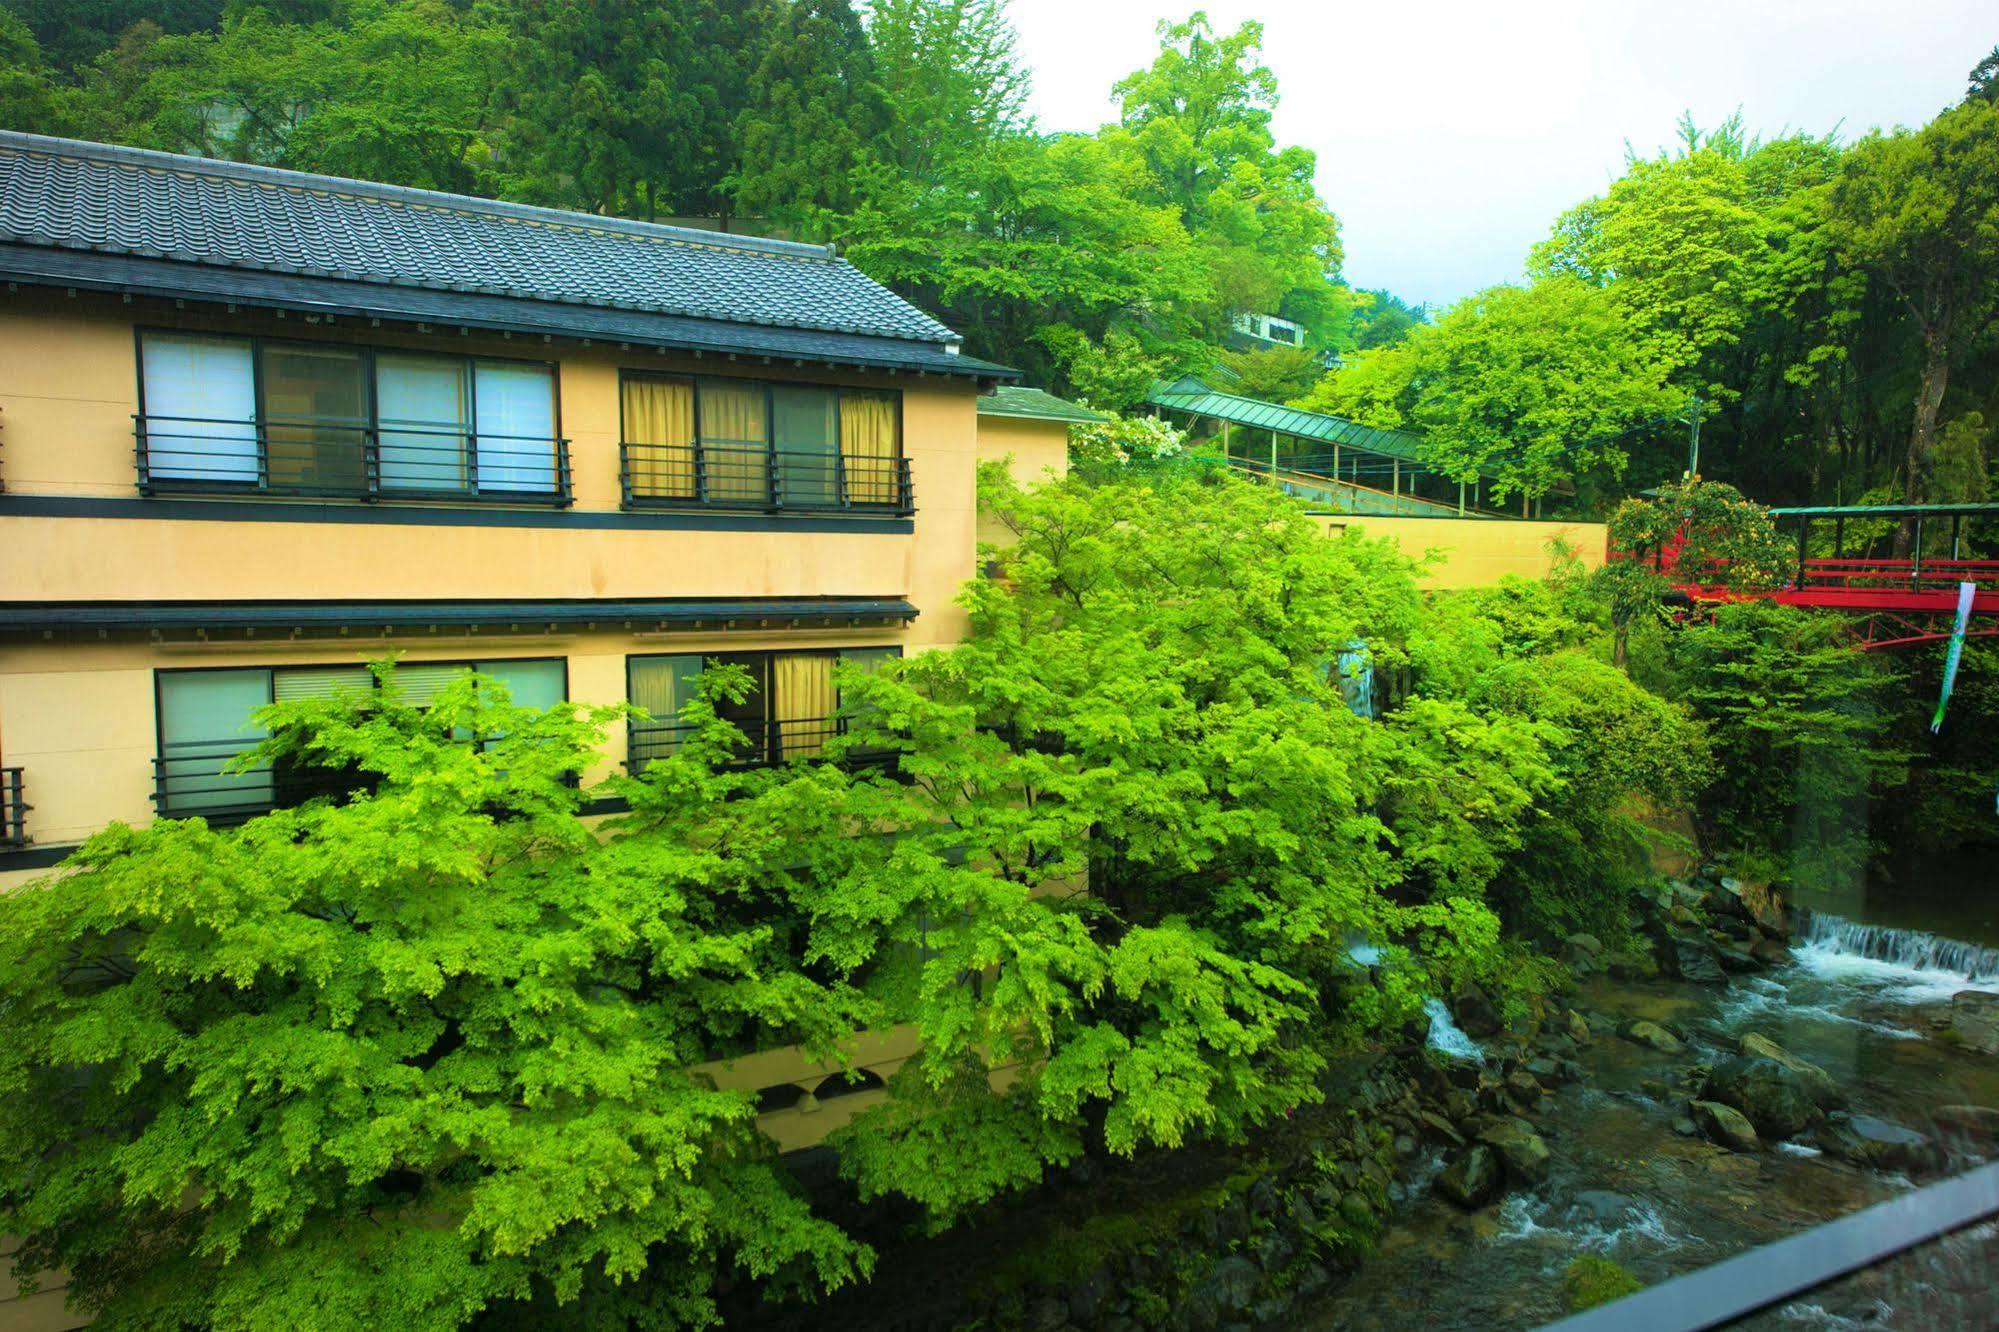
157, 669, 273, 815
271, 667, 373, 703
377, 355, 471, 492
142, 335, 258, 482
474, 362, 557, 492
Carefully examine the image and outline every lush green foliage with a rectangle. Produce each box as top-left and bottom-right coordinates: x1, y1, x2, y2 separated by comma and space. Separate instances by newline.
0, 666, 870, 1329
1300, 277, 1685, 504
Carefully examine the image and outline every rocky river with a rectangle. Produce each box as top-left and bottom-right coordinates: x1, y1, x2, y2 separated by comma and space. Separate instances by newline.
1297, 885, 1999, 1330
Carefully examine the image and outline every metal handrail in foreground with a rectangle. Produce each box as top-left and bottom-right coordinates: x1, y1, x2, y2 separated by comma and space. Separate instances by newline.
1538, 1161, 1999, 1331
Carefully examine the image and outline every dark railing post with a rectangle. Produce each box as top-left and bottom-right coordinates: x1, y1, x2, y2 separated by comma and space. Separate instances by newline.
618, 442, 632, 508
766, 445, 782, 511
695, 442, 709, 505
556, 436, 573, 505
133, 416, 152, 493
466, 431, 480, 495
0, 767, 26, 845
362, 426, 381, 501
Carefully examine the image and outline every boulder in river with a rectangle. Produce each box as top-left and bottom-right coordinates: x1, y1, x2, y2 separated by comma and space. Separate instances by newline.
1663, 935, 1730, 987
1434, 1144, 1503, 1209
1477, 1118, 1552, 1184
1418, 1110, 1466, 1147
1691, 1099, 1760, 1152
1704, 1055, 1824, 1139
1451, 982, 1503, 1039
1566, 1009, 1593, 1046
1935, 1104, 1999, 1137
1816, 1115, 1942, 1175
1750, 938, 1792, 967
1618, 1019, 1684, 1054
1949, 991, 1999, 1055
1715, 876, 1789, 936
1739, 1033, 1843, 1109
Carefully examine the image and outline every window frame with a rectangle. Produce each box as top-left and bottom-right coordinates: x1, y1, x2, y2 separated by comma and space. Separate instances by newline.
616, 369, 910, 515
133, 327, 570, 506
151, 655, 570, 822
623, 645, 903, 772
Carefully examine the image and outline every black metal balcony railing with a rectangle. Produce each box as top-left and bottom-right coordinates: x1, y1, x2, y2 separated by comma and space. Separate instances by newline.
135, 415, 573, 505
151, 740, 371, 825
627, 716, 897, 773
619, 442, 913, 514
1, 766, 27, 846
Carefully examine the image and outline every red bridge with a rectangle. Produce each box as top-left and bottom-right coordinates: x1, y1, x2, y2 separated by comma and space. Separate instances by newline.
1662, 503, 1999, 650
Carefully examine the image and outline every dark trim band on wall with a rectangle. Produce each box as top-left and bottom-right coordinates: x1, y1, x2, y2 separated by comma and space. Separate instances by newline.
0, 597, 920, 634
0, 494, 917, 535
0, 844, 74, 872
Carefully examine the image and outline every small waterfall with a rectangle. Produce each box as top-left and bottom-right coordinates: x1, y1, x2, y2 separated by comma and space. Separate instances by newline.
1797, 911, 1999, 984
1424, 997, 1485, 1063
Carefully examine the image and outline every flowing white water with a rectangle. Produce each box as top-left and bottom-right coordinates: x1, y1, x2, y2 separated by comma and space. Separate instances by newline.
1791, 911, 1999, 1006
1423, 997, 1486, 1064
1493, 1193, 1678, 1256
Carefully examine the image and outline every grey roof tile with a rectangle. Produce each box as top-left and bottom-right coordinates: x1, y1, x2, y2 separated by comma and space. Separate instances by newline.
0, 131, 961, 349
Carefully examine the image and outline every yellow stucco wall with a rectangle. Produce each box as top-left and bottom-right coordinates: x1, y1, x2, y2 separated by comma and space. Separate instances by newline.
1312, 514, 1607, 588
973, 413, 1070, 548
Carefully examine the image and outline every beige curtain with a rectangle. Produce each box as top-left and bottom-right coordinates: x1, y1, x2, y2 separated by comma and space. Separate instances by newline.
698, 379, 768, 502
840, 392, 899, 505
622, 377, 696, 498
773, 653, 837, 758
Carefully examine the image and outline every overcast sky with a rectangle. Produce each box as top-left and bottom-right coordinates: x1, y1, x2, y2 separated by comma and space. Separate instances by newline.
1006, 0, 1994, 310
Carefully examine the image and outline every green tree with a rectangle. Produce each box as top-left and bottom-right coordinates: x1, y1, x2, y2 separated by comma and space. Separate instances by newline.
1211, 343, 1323, 401
863, 0, 1029, 180
1350, 287, 1427, 350
497, 0, 767, 220
729, 0, 884, 232
0, 9, 79, 135
0, 666, 869, 1328
1595, 478, 1795, 668
1301, 278, 1685, 506
1823, 99, 1999, 517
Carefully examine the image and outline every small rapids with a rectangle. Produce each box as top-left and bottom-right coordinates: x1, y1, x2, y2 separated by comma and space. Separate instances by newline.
1423, 997, 1486, 1064
1791, 910, 1999, 1007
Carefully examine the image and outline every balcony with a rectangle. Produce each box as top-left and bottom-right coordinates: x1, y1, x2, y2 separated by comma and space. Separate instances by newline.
627, 716, 894, 772
1, 766, 27, 846
134, 415, 573, 505
619, 442, 913, 515
151, 741, 369, 826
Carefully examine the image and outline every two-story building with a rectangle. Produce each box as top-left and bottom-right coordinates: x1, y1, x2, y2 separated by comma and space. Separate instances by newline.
0, 131, 1024, 887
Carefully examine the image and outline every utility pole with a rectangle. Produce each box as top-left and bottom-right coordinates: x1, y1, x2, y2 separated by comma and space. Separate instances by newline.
1685, 392, 1703, 480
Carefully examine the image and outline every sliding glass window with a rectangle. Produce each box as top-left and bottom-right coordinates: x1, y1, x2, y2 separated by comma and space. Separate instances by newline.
153, 658, 566, 821
135, 331, 566, 503
619, 373, 908, 512
626, 647, 899, 770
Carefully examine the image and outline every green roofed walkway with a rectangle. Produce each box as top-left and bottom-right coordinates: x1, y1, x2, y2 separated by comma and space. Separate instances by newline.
977, 385, 1109, 424
1144, 375, 1505, 518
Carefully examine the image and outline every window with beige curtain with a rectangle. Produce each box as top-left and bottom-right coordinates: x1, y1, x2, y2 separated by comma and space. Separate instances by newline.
621, 376, 696, 499
839, 392, 899, 505
697, 378, 769, 502
773, 653, 837, 758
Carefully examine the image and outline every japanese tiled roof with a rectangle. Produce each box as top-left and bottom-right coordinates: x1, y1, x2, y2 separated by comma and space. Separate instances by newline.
0, 132, 1011, 378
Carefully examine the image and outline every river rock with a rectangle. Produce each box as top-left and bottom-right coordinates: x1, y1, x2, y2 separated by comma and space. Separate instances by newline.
1566, 1009, 1593, 1046
1664, 935, 1730, 987
1477, 1118, 1552, 1183
1816, 1115, 1942, 1175
1739, 1033, 1843, 1108
1187, 1254, 1260, 1323
1935, 1104, 1999, 1136
1434, 1144, 1503, 1208
1949, 992, 1999, 1055
1505, 1069, 1544, 1103
1618, 1019, 1684, 1054
1419, 1110, 1467, 1147
1692, 1099, 1760, 1152
1452, 982, 1502, 1039
1716, 876, 1789, 936
1714, 939, 1763, 973
1750, 938, 1792, 966
1704, 1056, 1823, 1139
1608, 949, 1661, 981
